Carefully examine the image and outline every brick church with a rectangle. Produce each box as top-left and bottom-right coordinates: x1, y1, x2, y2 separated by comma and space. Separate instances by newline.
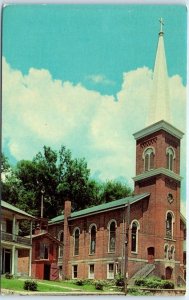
34, 23, 186, 283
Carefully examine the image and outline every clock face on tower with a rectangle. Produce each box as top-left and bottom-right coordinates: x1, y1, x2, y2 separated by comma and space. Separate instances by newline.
167, 193, 174, 204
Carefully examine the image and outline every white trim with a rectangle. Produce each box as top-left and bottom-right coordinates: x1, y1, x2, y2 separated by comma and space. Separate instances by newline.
166, 146, 176, 171
73, 227, 80, 256
11, 245, 15, 275
170, 245, 175, 260
107, 219, 117, 230
107, 262, 114, 279
133, 120, 184, 140
130, 220, 140, 254
89, 224, 97, 255
72, 264, 78, 279
133, 167, 182, 182
166, 210, 175, 222
88, 264, 95, 279
164, 243, 169, 259
166, 146, 176, 159
29, 248, 32, 277
68, 257, 148, 264
165, 211, 175, 239
107, 220, 117, 253
58, 230, 64, 258
143, 147, 155, 172
88, 223, 97, 233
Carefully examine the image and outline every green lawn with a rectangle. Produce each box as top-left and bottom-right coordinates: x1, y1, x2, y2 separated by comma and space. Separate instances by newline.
1, 278, 78, 293
1, 277, 117, 293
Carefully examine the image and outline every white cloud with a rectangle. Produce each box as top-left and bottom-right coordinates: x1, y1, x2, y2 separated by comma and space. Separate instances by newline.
2, 57, 186, 192
86, 74, 115, 85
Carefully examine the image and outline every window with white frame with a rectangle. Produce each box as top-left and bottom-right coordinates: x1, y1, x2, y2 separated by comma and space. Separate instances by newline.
166, 147, 175, 171
89, 224, 97, 255
58, 230, 64, 258
164, 244, 169, 259
170, 245, 175, 260
166, 212, 174, 239
108, 220, 116, 253
88, 264, 95, 279
143, 147, 155, 172
131, 220, 140, 253
72, 265, 78, 279
73, 228, 80, 256
107, 263, 114, 279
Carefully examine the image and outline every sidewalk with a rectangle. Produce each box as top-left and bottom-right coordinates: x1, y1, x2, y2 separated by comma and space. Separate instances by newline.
1, 288, 125, 296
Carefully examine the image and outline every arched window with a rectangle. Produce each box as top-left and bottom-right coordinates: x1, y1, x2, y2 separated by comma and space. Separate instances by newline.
164, 244, 169, 259
58, 230, 64, 258
131, 220, 140, 253
73, 228, 80, 256
166, 147, 175, 171
143, 148, 155, 171
108, 220, 116, 253
170, 245, 175, 260
89, 225, 97, 254
166, 212, 174, 239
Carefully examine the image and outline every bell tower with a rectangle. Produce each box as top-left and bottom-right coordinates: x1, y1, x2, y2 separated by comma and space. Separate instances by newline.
132, 19, 184, 280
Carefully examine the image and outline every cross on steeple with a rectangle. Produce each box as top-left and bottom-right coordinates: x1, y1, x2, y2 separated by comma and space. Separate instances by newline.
159, 17, 164, 34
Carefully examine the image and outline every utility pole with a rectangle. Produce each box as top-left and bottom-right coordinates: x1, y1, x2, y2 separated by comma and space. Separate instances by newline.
124, 200, 130, 295
41, 187, 45, 218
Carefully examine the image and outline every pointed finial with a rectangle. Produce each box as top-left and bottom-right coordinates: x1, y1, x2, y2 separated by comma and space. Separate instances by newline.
159, 17, 164, 35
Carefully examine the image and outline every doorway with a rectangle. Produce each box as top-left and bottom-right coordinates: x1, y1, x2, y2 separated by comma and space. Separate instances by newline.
147, 247, 155, 263
165, 267, 173, 280
44, 264, 51, 280
1, 249, 11, 274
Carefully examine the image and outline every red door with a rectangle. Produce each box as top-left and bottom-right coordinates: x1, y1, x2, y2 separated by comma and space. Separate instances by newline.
147, 247, 155, 263
165, 267, 172, 280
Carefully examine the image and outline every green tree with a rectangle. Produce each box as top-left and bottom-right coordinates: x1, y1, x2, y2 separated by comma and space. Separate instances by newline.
100, 180, 132, 203
1, 153, 10, 173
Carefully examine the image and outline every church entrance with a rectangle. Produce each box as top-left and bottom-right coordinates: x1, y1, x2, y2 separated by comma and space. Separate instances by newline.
147, 247, 155, 263
165, 267, 173, 280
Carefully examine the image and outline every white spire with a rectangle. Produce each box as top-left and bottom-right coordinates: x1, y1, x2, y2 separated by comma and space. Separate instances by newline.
147, 18, 171, 126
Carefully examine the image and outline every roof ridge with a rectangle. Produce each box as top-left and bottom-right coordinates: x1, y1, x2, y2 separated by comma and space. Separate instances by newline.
49, 192, 150, 224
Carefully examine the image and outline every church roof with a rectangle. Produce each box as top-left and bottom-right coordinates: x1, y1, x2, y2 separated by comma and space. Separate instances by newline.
133, 120, 184, 141
147, 18, 171, 126
49, 192, 150, 225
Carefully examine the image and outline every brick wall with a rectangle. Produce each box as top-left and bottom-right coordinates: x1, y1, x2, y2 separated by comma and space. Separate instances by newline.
17, 249, 29, 276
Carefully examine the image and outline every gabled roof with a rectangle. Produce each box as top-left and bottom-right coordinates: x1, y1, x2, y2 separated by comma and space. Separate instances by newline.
30, 231, 61, 244
1, 200, 36, 219
49, 192, 150, 225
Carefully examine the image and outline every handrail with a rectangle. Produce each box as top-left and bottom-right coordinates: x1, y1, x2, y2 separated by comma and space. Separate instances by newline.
1, 231, 31, 246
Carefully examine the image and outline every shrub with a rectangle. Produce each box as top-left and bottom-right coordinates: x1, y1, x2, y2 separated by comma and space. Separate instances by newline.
145, 279, 163, 289
75, 279, 85, 286
161, 280, 174, 289
95, 281, 104, 290
128, 287, 152, 296
135, 278, 147, 286
24, 280, 38, 291
115, 273, 124, 287
5, 273, 13, 279
134, 277, 174, 290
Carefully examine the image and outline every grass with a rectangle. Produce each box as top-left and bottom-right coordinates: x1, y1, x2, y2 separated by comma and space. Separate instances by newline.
1, 278, 78, 293
1, 277, 118, 293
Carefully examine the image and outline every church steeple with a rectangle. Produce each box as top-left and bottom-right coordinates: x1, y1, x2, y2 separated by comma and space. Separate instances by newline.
147, 18, 171, 125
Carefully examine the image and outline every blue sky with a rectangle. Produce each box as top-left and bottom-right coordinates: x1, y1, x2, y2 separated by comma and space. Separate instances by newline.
2, 5, 187, 212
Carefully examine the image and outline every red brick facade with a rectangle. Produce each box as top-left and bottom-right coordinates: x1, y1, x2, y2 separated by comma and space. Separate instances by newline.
31, 233, 60, 280
47, 122, 185, 284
